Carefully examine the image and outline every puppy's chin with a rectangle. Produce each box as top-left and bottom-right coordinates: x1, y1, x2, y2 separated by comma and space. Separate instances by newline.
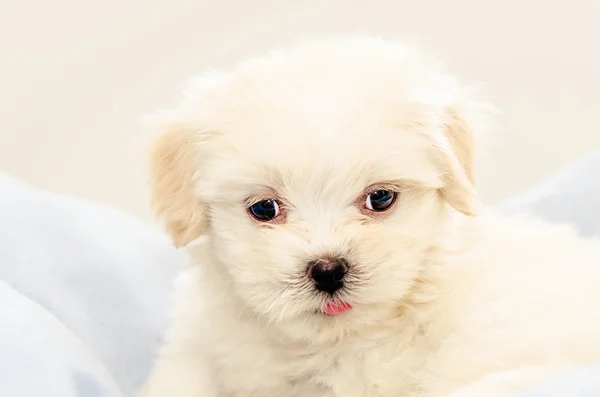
202, 262, 400, 343
227, 280, 402, 343
267, 302, 401, 344
203, 253, 426, 344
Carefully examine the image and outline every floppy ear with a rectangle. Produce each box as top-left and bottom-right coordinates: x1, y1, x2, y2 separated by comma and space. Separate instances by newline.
150, 123, 208, 247
435, 106, 480, 216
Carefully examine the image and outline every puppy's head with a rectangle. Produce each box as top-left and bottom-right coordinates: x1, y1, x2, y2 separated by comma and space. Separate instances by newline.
150, 37, 484, 341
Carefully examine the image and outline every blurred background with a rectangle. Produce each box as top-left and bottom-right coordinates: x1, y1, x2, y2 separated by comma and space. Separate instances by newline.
1, 0, 599, 221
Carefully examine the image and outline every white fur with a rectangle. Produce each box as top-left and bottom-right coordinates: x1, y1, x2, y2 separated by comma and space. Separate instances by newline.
141, 37, 600, 397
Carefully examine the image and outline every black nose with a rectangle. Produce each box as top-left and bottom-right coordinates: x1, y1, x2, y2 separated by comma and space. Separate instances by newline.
308, 258, 348, 294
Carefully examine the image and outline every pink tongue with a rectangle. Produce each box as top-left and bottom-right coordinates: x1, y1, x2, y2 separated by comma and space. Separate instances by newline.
324, 301, 353, 315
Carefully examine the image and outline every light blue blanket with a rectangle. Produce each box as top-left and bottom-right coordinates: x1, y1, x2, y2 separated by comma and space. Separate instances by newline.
0, 175, 184, 397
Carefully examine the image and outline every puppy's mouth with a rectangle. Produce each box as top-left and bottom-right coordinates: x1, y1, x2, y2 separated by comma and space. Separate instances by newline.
322, 300, 353, 315
309, 297, 353, 316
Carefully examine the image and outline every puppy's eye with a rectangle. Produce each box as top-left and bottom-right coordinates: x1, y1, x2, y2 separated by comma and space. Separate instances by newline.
248, 199, 281, 221
365, 190, 397, 212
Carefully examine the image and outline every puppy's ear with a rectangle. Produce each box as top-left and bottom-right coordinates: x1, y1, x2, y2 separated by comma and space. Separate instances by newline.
434, 106, 480, 216
150, 123, 208, 247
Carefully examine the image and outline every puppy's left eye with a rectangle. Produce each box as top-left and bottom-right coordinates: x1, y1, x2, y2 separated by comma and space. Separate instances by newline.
365, 190, 397, 212
248, 199, 281, 221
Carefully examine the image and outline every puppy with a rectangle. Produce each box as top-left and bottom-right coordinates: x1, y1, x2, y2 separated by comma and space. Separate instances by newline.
141, 37, 600, 397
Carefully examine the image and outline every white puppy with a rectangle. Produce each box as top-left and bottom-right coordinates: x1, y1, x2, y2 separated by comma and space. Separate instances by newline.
141, 37, 600, 397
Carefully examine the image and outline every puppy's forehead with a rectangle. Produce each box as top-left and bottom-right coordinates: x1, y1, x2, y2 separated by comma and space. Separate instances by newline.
194, 41, 451, 199
202, 103, 442, 202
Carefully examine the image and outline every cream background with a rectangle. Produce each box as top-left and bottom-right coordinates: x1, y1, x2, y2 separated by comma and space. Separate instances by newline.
1, 0, 599, 221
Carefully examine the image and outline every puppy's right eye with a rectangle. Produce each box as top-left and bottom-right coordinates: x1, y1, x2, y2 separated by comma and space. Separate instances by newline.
365, 189, 397, 212
248, 199, 281, 221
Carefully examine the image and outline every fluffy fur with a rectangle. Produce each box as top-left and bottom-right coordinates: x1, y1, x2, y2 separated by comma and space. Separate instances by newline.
141, 37, 600, 397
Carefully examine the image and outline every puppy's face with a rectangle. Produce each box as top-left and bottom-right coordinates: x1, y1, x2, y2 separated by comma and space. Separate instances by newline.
151, 38, 481, 341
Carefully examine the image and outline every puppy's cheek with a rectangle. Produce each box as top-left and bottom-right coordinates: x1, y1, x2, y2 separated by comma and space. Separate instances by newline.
209, 214, 308, 312
208, 212, 273, 291
351, 235, 424, 302
350, 196, 445, 303
396, 192, 450, 242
